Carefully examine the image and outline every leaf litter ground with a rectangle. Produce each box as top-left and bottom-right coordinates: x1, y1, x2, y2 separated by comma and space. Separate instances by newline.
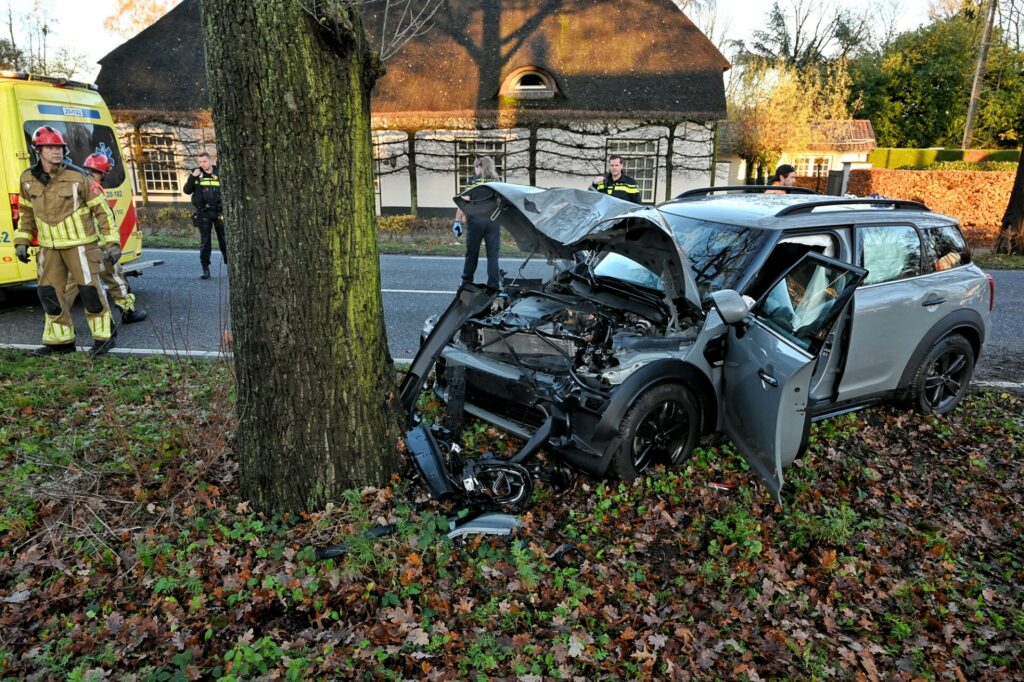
0, 349, 1021, 680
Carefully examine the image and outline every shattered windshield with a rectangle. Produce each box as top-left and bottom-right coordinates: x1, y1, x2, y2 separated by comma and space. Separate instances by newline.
667, 218, 769, 296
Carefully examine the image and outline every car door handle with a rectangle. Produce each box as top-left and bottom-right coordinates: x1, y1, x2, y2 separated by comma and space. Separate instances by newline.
922, 296, 946, 306
758, 369, 779, 387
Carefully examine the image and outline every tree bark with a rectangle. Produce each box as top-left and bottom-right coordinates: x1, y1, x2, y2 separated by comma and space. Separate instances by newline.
995, 151, 1024, 255
202, 0, 402, 512
406, 130, 418, 217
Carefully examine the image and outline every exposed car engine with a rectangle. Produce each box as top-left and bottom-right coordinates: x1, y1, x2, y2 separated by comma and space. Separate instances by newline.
448, 262, 700, 386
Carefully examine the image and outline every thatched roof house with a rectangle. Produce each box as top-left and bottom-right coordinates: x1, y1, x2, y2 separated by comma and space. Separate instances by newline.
97, 0, 729, 128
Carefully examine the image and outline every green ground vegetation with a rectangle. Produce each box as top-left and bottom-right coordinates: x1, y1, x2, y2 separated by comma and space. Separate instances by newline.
1, 350, 1021, 679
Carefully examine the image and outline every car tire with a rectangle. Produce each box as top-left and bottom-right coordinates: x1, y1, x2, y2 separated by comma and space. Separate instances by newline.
611, 383, 700, 479
908, 334, 975, 415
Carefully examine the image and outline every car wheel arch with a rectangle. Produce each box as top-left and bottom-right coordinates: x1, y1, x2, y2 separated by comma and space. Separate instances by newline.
896, 309, 985, 393
593, 359, 717, 445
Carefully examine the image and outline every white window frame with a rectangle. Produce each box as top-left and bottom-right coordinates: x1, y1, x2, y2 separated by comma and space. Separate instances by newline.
137, 133, 180, 194
795, 156, 832, 177
607, 139, 660, 203
455, 138, 506, 192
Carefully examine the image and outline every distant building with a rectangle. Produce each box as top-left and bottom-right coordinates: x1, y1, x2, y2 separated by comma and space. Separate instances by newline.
717, 120, 878, 189
97, 0, 730, 212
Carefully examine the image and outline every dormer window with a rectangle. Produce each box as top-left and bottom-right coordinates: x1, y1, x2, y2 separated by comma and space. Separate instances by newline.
500, 67, 557, 100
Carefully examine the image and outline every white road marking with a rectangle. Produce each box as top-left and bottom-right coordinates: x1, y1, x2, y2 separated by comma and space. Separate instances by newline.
0, 343, 229, 359
409, 255, 535, 262
382, 289, 457, 294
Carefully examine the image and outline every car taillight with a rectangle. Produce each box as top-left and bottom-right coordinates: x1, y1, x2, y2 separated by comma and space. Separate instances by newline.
986, 273, 995, 312
9, 193, 18, 227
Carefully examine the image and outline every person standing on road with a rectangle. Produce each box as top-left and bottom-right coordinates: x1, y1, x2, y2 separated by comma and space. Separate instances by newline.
61, 152, 149, 325
183, 151, 226, 280
452, 156, 502, 290
13, 126, 119, 355
589, 155, 642, 203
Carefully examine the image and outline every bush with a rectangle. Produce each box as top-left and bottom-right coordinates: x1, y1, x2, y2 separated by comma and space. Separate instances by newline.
847, 168, 1014, 247
869, 147, 1019, 169
137, 205, 194, 238
897, 160, 1019, 172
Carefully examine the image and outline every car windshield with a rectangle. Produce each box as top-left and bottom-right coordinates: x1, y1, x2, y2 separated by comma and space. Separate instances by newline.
667, 217, 769, 296
592, 252, 663, 290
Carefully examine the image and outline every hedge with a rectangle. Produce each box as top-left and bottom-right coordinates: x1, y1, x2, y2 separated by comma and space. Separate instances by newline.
868, 147, 1019, 169
846, 169, 1014, 246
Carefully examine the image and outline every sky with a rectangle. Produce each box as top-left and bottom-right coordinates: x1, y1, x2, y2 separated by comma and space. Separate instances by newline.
34, 0, 936, 83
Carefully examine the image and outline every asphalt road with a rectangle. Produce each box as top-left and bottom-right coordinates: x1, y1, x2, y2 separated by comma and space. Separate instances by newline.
0, 249, 1020, 382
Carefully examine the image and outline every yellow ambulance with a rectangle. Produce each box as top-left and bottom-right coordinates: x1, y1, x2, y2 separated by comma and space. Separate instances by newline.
1, 70, 155, 288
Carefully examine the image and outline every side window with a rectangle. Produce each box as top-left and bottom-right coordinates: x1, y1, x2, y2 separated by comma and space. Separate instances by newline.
859, 225, 921, 285
756, 256, 862, 354
925, 225, 971, 272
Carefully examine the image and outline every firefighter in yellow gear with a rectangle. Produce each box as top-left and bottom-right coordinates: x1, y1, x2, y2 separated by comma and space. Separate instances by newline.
61, 152, 149, 326
12, 126, 120, 356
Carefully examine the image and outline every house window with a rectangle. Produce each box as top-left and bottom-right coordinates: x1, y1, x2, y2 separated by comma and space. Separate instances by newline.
795, 156, 831, 177
607, 139, 659, 203
138, 134, 179, 193
499, 67, 557, 100
456, 139, 506, 192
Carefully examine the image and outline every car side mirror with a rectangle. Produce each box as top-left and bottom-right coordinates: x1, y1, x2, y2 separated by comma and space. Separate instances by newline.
709, 290, 750, 326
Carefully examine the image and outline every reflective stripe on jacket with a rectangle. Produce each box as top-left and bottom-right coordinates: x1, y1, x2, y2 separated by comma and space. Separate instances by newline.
14, 163, 118, 249
591, 173, 642, 203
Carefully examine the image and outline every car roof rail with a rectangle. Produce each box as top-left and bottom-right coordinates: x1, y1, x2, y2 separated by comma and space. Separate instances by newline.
774, 198, 931, 216
672, 185, 820, 200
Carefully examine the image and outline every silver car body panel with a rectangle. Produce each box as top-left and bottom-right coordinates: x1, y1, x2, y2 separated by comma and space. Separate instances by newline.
839, 265, 990, 401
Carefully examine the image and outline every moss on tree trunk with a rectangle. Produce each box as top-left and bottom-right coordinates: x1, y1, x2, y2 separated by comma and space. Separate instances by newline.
202, 0, 402, 512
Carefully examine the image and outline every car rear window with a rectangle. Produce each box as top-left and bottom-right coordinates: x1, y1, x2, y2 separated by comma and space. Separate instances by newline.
924, 225, 971, 271
23, 120, 127, 189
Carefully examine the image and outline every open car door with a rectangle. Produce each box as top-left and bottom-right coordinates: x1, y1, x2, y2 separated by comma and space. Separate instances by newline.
723, 253, 867, 502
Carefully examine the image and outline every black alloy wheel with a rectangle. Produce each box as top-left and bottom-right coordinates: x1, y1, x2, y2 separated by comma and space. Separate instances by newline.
612, 383, 700, 479
910, 334, 975, 415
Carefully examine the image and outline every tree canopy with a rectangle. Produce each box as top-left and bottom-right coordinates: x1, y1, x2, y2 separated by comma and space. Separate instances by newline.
849, 11, 1024, 148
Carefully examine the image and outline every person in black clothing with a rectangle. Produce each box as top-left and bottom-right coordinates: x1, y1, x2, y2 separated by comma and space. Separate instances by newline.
589, 155, 642, 203
183, 151, 226, 279
452, 156, 502, 290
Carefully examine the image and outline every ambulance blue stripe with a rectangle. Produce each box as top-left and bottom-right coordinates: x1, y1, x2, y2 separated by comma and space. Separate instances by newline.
37, 104, 101, 119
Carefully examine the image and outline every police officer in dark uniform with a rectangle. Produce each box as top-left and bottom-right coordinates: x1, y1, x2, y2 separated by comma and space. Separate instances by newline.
589, 154, 642, 203
452, 156, 502, 290
183, 151, 226, 279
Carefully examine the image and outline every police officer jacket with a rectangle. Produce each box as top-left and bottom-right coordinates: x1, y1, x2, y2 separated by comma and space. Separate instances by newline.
14, 162, 118, 250
183, 165, 222, 212
590, 173, 642, 203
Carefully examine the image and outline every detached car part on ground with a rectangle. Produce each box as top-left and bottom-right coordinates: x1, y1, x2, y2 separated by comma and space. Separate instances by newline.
402, 183, 992, 505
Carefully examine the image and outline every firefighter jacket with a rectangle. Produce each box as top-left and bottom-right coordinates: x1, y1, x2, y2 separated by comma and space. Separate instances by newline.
14, 162, 118, 250
591, 173, 642, 203
183, 165, 222, 212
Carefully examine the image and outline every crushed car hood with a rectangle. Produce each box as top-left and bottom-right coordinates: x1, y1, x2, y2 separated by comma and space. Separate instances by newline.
455, 183, 700, 309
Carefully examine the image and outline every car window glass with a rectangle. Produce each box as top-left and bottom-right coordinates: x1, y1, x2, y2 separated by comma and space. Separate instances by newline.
860, 225, 921, 285
593, 253, 663, 290
668, 218, 770, 296
925, 225, 971, 271
23, 120, 127, 189
757, 258, 861, 352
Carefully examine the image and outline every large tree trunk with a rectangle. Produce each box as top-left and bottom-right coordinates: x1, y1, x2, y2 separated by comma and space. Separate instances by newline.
202, 0, 402, 512
995, 151, 1024, 255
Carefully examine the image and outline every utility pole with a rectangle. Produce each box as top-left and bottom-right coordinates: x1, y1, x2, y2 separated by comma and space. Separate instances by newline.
962, 0, 998, 150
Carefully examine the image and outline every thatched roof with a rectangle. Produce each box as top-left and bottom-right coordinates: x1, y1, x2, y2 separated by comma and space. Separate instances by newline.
97, 0, 730, 127
718, 120, 878, 156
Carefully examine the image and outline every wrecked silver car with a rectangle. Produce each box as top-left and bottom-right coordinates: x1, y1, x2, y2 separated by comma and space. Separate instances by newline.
402, 183, 990, 504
